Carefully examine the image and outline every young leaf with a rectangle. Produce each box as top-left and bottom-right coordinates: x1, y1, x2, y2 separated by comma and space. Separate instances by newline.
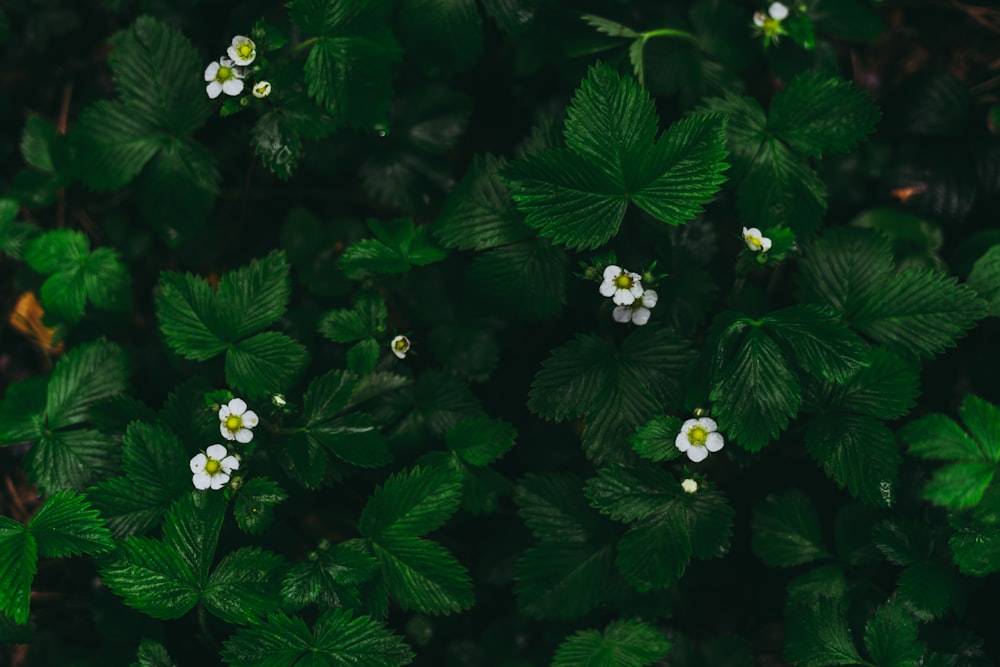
0, 518, 36, 624
99, 537, 199, 620
234, 478, 288, 535
784, 601, 865, 667
373, 533, 473, 615
28, 491, 113, 558
864, 600, 924, 667
444, 417, 517, 466
202, 547, 284, 625
221, 609, 415, 667
359, 466, 462, 539
552, 619, 671, 667
751, 489, 830, 567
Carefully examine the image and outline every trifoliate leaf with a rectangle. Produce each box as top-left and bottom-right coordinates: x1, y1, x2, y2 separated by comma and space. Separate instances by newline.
100, 537, 199, 620
552, 619, 671, 667
698, 92, 768, 181
751, 489, 830, 567
768, 73, 880, 157
26, 430, 117, 494
46, 339, 128, 430
225, 332, 310, 399
203, 547, 284, 625
618, 512, 691, 592
162, 492, 225, 583
629, 415, 683, 462
710, 327, 801, 452
864, 600, 924, 667
763, 304, 868, 384
215, 251, 292, 342
235, 478, 288, 536
444, 417, 516, 466
0, 518, 36, 624
466, 238, 568, 321
221, 609, 415, 667
28, 491, 113, 558
373, 533, 473, 615
360, 466, 462, 539
796, 227, 893, 317
434, 153, 532, 250
807, 414, 900, 507
300, 369, 388, 467
339, 219, 446, 277
784, 601, 864, 667
319, 294, 388, 343
515, 540, 616, 620
281, 540, 379, 612
968, 245, 1000, 316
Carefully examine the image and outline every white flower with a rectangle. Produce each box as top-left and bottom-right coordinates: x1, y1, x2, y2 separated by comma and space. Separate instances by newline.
252, 81, 272, 98
612, 289, 658, 326
227, 35, 257, 66
768, 2, 789, 20
599, 265, 644, 306
219, 398, 258, 443
675, 417, 725, 463
190, 444, 240, 490
681, 478, 699, 494
204, 57, 245, 99
391, 335, 411, 359
753, 11, 767, 26
742, 227, 772, 253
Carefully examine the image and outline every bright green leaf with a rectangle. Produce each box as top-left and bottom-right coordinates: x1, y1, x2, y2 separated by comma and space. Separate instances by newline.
28, 491, 113, 558
203, 547, 284, 625
0, 519, 35, 624
359, 466, 462, 539
25, 430, 117, 494
100, 537, 199, 620
281, 540, 379, 612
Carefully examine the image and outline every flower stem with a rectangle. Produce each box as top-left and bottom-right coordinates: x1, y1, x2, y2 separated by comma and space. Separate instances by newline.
294, 36, 318, 53
641, 28, 699, 44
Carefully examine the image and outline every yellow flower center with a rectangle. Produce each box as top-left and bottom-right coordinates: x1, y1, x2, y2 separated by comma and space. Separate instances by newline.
216, 66, 233, 82
748, 235, 763, 249
688, 425, 709, 446
613, 275, 633, 289
205, 459, 221, 474
225, 415, 242, 431
394, 338, 409, 351
237, 43, 254, 59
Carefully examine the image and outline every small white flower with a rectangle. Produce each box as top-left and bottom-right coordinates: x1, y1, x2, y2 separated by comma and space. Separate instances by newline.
599, 265, 644, 306
219, 398, 258, 443
742, 227, 772, 253
753, 11, 767, 27
252, 81, 272, 98
612, 289, 658, 326
190, 444, 240, 490
204, 57, 245, 99
227, 35, 257, 66
681, 478, 699, 494
271, 394, 287, 408
391, 335, 411, 359
675, 417, 725, 463
768, 2, 789, 20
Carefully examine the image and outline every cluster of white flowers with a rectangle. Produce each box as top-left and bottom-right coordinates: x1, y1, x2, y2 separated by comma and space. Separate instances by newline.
742, 227, 772, 253
599, 265, 658, 326
189, 397, 259, 490
204, 35, 270, 100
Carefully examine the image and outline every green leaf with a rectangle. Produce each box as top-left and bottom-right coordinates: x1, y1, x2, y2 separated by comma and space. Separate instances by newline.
710, 327, 801, 452
864, 600, 924, 667
763, 304, 868, 384
47, 340, 125, 429
807, 414, 900, 507
203, 547, 284, 625
0, 198, 38, 260
630, 415, 683, 462
812, 347, 919, 420
397, 0, 482, 73
225, 332, 310, 399
347, 338, 380, 376
121, 421, 189, 502
735, 136, 826, 237
373, 533, 473, 615
585, 466, 679, 524
582, 14, 640, 39
23, 229, 86, 275
515, 541, 616, 620
616, 513, 691, 591
751, 489, 830, 567
87, 476, 166, 539
796, 227, 893, 318
319, 294, 387, 343
281, 540, 379, 612
28, 491, 113, 558
768, 73, 880, 157
699, 93, 768, 181
221, 609, 415, 667
948, 519, 1000, 576
215, 250, 292, 342
162, 492, 225, 583
26, 430, 117, 494
872, 519, 929, 566
968, 244, 1000, 316
73, 100, 161, 192
786, 565, 849, 608
100, 537, 199, 620
516, 473, 609, 543
898, 561, 962, 620
0, 377, 45, 446
467, 239, 568, 321
21, 116, 57, 172
235, 478, 288, 535
155, 272, 227, 361
552, 619, 671, 667
434, 153, 532, 250
134, 638, 177, 667
359, 466, 462, 539
784, 601, 865, 667
445, 417, 517, 466
0, 519, 35, 624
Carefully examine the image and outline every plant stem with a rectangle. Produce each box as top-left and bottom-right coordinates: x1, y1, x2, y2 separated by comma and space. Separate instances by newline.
642, 28, 699, 44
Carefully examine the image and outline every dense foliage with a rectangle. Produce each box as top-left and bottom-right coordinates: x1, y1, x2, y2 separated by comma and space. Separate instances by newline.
2, 0, 1000, 665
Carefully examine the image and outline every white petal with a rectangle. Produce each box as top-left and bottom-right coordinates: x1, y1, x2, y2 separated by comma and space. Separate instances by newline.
220, 423, 236, 440
687, 446, 709, 463
235, 428, 254, 444
190, 453, 207, 473
393, 347, 407, 359
219, 405, 231, 420
613, 306, 632, 323
697, 417, 718, 432
206, 81, 222, 99
628, 283, 644, 298
613, 289, 635, 306
603, 265, 622, 281
680, 419, 699, 432
753, 11, 766, 26
642, 290, 658, 308
706, 432, 725, 452
204, 62, 219, 81
241, 410, 259, 427
599, 280, 617, 297
675, 433, 691, 451
220, 57, 234, 68
220, 456, 240, 473
228, 398, 248, 416
209, 473, 230, 490
631, 307, 651, 326
760, 237, 773, 252
192, 472, 212, 489
206, 444, 229, 460
226, 45, 241, 63
222, 78, 244, 96
769, 2, 789, 20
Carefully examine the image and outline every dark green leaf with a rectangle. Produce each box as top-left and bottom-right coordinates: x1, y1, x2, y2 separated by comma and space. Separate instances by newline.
162, 492, 225, 583
445, 417, 516, 466
302, 35, 400, 129
898, 561, 962, 620
347, 338, 380, 376
88, 476, 166, 539
515, 541, 615, 620
864, 600, 924, 667
818, 347, 919, 420
28, 491, 113, 558
807, 414, 900, 507
786, 564, 849, 608
397, 0, 482, 73
215, 251, 291, 341
360, 466, 462, 538
552, 619, 671, 667
585, 465, 679, 523
134, 138, 219, 246
155, 272, 227, 361
134, 638, 177, 667
203, 547, 284, 625
0, 377, 46, 446
21, 116, 57, 172
0, 198, 38, 260
235, 478, 288, 535
796, 227, 893, 318
735, 137, 826, 237
100, 537, 199, 620
73, 100, 160, 191
225, 332, 310, 399
751, 489, 830, 567
467, 239, 568, 321
949, 521, 1000, 576
121, 421, 189, 507
281, 540, 379, 612
763, 304, 868, 384
784, 601, 864, 667
515, 473, 608, 543
616, 514, 691, 591
0, 519, 35, 624
374, 534, 473, 615
872, 519, 930, 567
968, 245, 1000, 316
26, 430, 117, 494
319, 294, 387, 343
630, 415, 683, 462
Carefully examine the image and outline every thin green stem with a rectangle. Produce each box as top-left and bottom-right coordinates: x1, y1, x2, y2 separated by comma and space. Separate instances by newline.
294, 36, 318, 53
641, 28, 699, 44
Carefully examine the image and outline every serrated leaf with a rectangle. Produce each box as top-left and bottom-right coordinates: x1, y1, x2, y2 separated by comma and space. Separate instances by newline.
281, 540, 379, 612
710, 327, 801, 452
581, 14, 640, 39
784, 601, 865, 667
0, 519, 35, 624
121, 421, 188, 502
735, 136, 826, 237
162, 492, 225, 583
751, 489, 830, 567
221, 609, 415, 667
616, 513, 691, 592
629, 415, 683, 462
319, 294, 387, 343
347, 338, 380, 375
797, 227, 893, 317
872, 519, 930, 567
359, 466, 462, 538
515, 473, 608, 543
444, 417, 516, 466
698, 92, 768, 181
26, 430, 117, 494
74, 100, 161, 191
226, 332, 309, 399
87, 476, 166, 538
215, 250, 291, 342
552, 619, 671, 667
807, 414, 900, 507
44, 340, 127, 430
466, 239, 568, 321
898, 561, 961, 620
302, 35, 400, 129
24, 229, 87, 274
134, 638, 177, 667
786, 564, 849, 608
968, 245, 1000, 316
374, 534, 473, 615
100, 537, 199, 620
515, 540, 616, 620
203, 547, 284, 625
0, 377, 46, 446
585, 466, 680, 523
816, 347, 919, 420
864, 600, 924, 667
769, 73, 880, 157
235, 478, 288, 535
949, 521, 1000, 576
155, 272, 227, 361
0, 198, 38, 260
763, 304, 868, 383
28, 491, 113, 558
